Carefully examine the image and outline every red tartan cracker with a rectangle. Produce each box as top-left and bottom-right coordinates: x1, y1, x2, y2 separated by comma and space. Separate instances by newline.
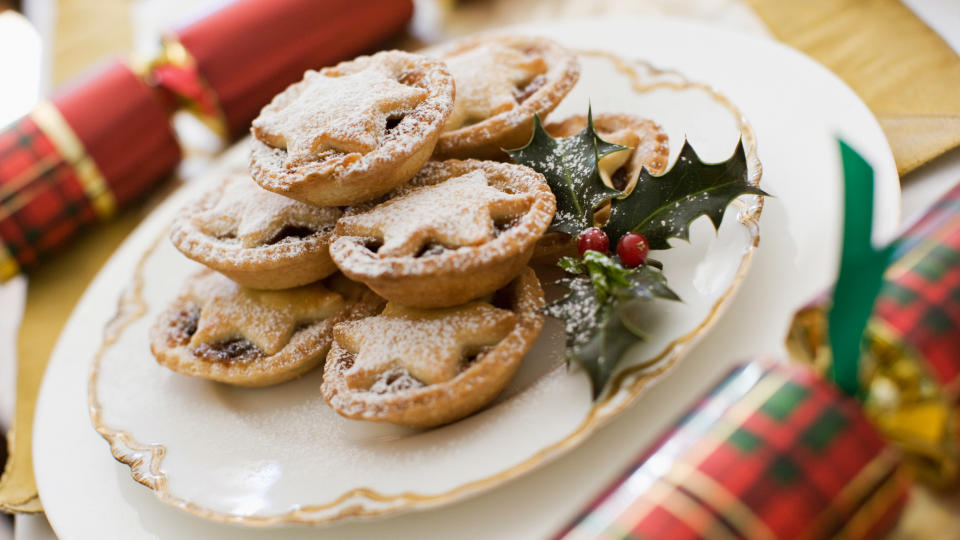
864, 181, 960, 486
554, 362, 910, 540
872, 182, 960, 395
789, 183, 960, 486
0, 61, 180, 280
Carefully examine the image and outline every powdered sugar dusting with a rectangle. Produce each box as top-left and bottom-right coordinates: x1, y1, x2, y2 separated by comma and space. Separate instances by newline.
169, 173, 342, 288
427, 35, 580, 158
252, 66, 426, 164
181, 270, 343, 355
369, 367, 425, 394
330, 160, 556, 279
191, 174, 341, 249
336, 301, 516, 388
336, 169, 533, 257
441, 42, 547, 130
248, 51, 455, 206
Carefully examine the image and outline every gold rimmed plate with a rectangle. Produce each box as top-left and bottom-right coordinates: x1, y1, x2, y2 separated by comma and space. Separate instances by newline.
84, 47, 763, 526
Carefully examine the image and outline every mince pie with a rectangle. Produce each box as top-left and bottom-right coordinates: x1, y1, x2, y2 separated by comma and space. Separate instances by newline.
429, 35, 579, 159
533, 113, 670, 263
170, 173, 341, 290
329, 160, 555, 308
322, 267, 544, 427
249, 50, 455, 206
150, 269, 350, 386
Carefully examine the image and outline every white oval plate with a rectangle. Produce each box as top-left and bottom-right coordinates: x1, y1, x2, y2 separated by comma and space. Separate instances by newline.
34, 17, 899, 540
87, 46, 763, 525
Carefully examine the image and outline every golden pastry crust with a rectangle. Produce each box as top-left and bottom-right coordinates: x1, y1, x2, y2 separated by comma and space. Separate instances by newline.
169, 174, 341, 290
532, 113, 670, 264
322, 268, 544, 427
329, 159, 556, 308
249, 50, 455, 206
150, 269, 372, 387
430, 35, 580, 160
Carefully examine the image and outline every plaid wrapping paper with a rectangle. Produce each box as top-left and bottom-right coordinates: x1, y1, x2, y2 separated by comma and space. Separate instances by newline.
555, 362, 910, 540
0, 111, 101, 277
788, 181, 960, 486
0, 61, 180, 281
865, 181, 960, 485
871, 181, 960, 395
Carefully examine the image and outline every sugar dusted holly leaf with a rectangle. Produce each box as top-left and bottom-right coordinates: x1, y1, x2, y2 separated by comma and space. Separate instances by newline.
616, 265, 680, 303
545, 251, 679, 397
506, 110, 625, 237
605, 139, 766, 249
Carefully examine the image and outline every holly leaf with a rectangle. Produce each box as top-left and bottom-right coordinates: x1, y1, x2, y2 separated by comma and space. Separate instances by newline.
605, 139, 767, 249
544, 251, 679, 397
615, 265, 680, 303
506, 109, 625, 236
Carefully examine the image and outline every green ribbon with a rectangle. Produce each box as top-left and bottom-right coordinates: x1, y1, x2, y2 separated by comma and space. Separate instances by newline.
828, 140, 897, 397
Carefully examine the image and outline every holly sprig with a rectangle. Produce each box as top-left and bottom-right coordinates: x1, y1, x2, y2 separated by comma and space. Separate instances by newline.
546, 251, 679, 396
508, 107, 766, 397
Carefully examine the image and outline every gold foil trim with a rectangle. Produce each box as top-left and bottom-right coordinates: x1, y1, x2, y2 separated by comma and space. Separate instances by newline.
30, 101, 117, 220
0, 239, 19, 282
134, 37, 230, 140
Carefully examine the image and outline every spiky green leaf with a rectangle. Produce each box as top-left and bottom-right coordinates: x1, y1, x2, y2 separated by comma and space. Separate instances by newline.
506, 110, 624, 236
544, 252, 679, 396
605, 139, 766, 249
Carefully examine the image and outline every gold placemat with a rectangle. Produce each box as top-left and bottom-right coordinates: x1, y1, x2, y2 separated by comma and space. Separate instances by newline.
745, 0, 960, 176
52, 0, 132, 86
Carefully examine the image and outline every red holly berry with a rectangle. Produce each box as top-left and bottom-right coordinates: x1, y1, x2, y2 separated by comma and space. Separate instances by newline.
577, 227, 609, 256
617, 232, 649, 267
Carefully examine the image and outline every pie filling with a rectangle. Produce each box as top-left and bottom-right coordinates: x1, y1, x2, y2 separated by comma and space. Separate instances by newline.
266, 225, 321, 245
168, 307, 200, 346
364, 238, 384, 254
195, 338, 265, 364
493, 216, 520, 236
610, 166, 630, 191
513, 73, 546, 104
167, 306, 266, 364
384, 115, 404, 133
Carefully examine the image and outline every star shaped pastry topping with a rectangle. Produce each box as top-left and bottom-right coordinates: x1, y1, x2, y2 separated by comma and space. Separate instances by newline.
338, 170, 532, 257
252, 65, 427, 165
335, 301, 516, 388
443, 43, 547, 130
186, 272, 344, 355
193, 175, 341, 248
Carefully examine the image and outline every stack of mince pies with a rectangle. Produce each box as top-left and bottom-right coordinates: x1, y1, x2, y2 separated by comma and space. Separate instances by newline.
152, 36, 667, 428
